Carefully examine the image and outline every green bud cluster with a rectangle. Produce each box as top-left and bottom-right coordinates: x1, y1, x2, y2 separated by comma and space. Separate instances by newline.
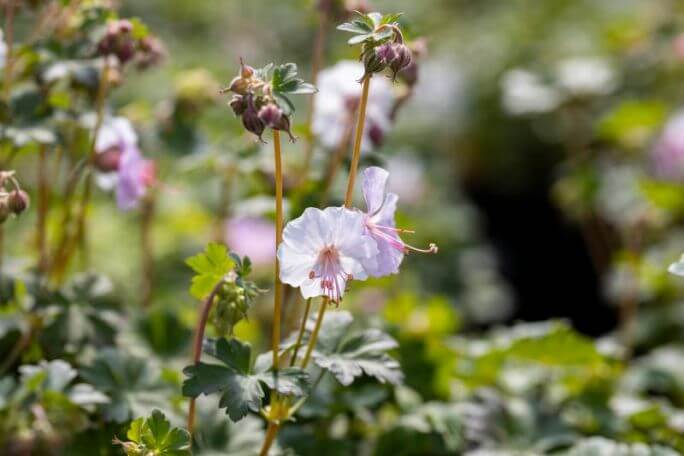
210, 275, 260, 336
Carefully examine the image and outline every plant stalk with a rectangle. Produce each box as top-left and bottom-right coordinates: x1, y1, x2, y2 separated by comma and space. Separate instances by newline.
301, 298, 328, 369
258, 422, 280, 456
343, 74, 371, 208
289, 298, 312, 366
187, 279, 226, 434
272, 129, 284, 370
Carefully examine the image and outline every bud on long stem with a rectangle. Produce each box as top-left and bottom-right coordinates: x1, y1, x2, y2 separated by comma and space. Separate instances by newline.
344, 74, 371, 208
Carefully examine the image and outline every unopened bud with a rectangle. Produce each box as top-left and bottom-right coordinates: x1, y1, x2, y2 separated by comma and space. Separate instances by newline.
362, 49, 388, 78
117, 19, 133, 34
377, 42, 397, 65
242, 106, 265, 142
94, 149, 122, 172
229, 95, 247, 116
8, 190, 29, 214
228, 76, 249, 95
257, 103, 283, 127
240, 60, 254, 79
389, 43, 412, 81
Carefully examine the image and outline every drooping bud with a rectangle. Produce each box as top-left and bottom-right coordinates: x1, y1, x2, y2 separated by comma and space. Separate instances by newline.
94, 148, 122, 172
272, 113, 297, 142
257, 103, 283, 127
377, 42, 397, 65
389, 43, 412, 81
241, 95, 265, 142
8, 190, 29, 215
229, 95, 247, 116
136, 36, 166, 69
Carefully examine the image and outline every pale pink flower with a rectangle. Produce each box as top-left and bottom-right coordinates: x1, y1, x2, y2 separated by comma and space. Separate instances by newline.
652, 111, 684, 181
116, 147, 155, 211
225, 216, 276, 267
277, 207, 378, 303
360, 166, 437, 277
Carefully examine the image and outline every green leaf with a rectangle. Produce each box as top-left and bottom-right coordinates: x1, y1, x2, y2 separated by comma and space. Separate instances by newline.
80, 348, 169, 423
290, 310, 403, 386
182, 338, 309, 422
270, 63, 317, 106
117, 409, 191, 456
337, 21, 372, 34
186, 243, 235, 299
348, 33, 374, 45
381, 12, 403, 24
272, 92, 295, 116
562, 437, 679, 455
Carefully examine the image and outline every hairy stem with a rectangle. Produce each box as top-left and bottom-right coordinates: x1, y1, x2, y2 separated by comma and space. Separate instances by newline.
187, 280, 226, 434
343, 74, 371, 208
289, 298, 312, 366
301, 298, 328, 369
259, 422, 280, 456
272, 130, 284, 370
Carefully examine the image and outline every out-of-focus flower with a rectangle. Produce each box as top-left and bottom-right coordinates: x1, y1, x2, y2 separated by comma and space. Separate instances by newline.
94, 116, 138, 189
313, 61, 394, 152
0, 28, 6, 70
360, 167, 437, 277
225, 216, 276, 267
116, 147, 155, 211
669, 254, 684, 276
386, 155, 426, 205
500, 69, 561, 115
651, 111, 684, 181
278, 206, 377, 303
673, 34, 684, 61
555, 57, 616, 97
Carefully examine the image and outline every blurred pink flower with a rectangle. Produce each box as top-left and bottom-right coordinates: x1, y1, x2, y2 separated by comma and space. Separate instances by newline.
313, 61, 394, 152
116, 147, 155, 211
674, 34, 684, 60
278, 207, 377, 303
651, 111, 684, 181
225, 216, 276, 267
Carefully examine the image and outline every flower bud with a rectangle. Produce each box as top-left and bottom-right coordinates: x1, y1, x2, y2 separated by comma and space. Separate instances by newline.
136, 36, 165, 69
228, 76, 249, 95
8, 190, 29, 215
94, 148, 122, 172
362, 49, 388, 78
229, 95, 247, 116
257, 103, 283, 127
240, 61, 254, 79
272, 113, 297, 142
242, 105, 265, 142
389, 43, 412, 81
377, 42, 397, 65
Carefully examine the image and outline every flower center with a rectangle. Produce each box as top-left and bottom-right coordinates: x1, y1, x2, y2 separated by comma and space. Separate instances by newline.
309, 245, 353, 303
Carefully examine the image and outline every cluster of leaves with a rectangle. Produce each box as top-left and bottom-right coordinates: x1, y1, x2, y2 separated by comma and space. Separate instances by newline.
337, 12, 403, 45
114, 409, 191, 456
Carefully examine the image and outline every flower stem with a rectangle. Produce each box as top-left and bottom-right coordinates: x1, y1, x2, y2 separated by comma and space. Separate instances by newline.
259, 422, 280, 456
72, 58, 110, 268
37, 145, 49, 273
3, 0, 16, 101
187, 279, 226, 434
301, 298, 328, 369
272, 130, 284, 370
343, 74, 371, 208
289, 298, 312, 366
140, 194, 155, 307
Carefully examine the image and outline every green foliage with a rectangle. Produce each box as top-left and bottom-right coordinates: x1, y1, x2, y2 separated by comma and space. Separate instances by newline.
182, 338, 309, 421
186, 243, 235, 300
80, 348, 170, 423
114, 409, 191, 456
292, 310, 403, 386
337, 11, 401, 45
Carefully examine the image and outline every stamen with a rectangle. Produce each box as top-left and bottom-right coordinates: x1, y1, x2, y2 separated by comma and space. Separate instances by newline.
374, 224, 415, 234
404, 242, 439, 255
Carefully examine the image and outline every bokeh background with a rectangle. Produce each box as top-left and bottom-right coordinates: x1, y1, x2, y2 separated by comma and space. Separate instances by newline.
5, 0, 684, 454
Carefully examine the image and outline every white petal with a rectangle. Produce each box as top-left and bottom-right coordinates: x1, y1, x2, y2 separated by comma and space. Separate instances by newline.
669, 256, 684, 276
